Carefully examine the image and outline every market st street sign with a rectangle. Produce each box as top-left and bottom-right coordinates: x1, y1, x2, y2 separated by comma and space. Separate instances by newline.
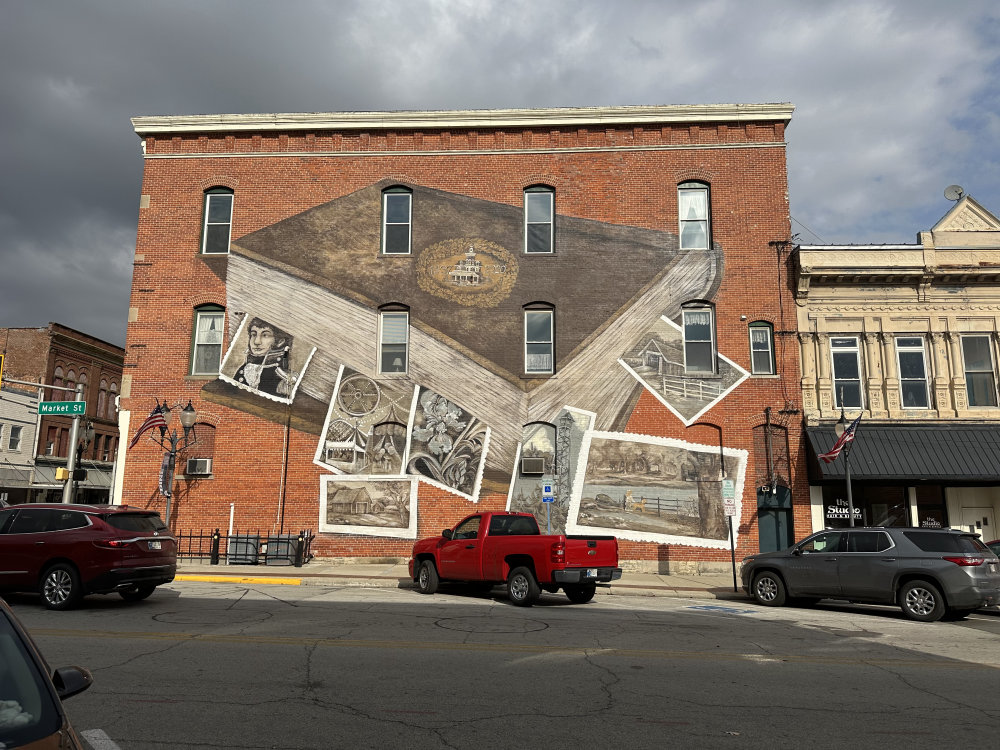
39, 401, 86, 416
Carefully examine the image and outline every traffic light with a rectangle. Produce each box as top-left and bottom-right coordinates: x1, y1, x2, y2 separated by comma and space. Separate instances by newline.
73, 468, 88, 481
55, 468, 70, 481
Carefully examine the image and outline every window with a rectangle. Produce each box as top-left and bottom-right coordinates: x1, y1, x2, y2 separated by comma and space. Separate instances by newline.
524, 308, 554, 374
682, 304, 715, 374
7, 426, 22, 452
961, 335, 998, 407
191, 306, 225, 375
451, 515, 481, 540
831, 337, 863, 408
97, 379, 108, 419
678, 181, 710, 250
896, 337, 929, 408
379, 310, 409, 374
202, 188, 233, 254
749, 322, 775, 375
799, 531, 843, 553
524, 186, 554, 254
52, 366, 64, 400
382, 188, 412, 255
846, 531, 892, 553
65, 370, 76, 399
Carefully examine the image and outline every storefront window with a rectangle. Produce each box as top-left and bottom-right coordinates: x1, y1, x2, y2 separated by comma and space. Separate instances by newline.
821, 484, 910, 527
914, 485, 947, 528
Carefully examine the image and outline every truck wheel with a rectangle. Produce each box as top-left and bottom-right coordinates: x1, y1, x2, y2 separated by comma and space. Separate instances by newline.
506, 566, 540, 606
899, 580, 945, 622
417, 560, 439, 594
564, 584, 597, 604
40, 563, 83, 611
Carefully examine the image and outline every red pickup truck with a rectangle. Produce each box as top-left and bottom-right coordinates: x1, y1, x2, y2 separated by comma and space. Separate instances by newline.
408, 511, 621, 606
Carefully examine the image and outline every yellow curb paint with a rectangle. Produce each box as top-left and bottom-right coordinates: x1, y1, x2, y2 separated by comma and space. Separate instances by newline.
175, 575, 302, 585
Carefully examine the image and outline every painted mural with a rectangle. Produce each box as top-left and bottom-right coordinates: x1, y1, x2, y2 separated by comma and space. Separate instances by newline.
315, 366, 415, 476
209, 179, 762, 548
219, 313, 315, 404
618, 316, 748, 426
566, 432, 747, 548
407, 387, 489, 500
319, 476, 417, 538
507, 407, 594, 534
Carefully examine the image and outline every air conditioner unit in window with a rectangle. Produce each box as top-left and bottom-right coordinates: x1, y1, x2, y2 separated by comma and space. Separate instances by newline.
185, 458, 213, 476
520, 457, 545, 476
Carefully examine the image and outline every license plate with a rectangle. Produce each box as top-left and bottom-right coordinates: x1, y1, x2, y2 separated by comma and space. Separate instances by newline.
148, 540, 161, 550
586, 568, 597, 578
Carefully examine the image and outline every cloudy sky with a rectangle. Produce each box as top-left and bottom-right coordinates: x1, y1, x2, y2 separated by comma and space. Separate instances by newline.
2, 1, 998, 348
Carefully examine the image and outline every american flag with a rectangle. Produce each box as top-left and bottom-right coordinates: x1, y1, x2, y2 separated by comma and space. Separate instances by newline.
819, 414, 861, 463
128, 403, 167, 449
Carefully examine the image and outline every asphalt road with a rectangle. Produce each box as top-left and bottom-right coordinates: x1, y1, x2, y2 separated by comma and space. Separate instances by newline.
6, 582, 999, 750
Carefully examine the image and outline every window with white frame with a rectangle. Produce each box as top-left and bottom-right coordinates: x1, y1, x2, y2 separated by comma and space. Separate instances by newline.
524, 308, 554, 374
202, 188, 234, 254
7, 425, 24, 451
749, 322, 775, 375
678, 181, 710, 250
379, 310, 409, 374
683, 305, 716, 373
831, 337, 863, 408
961, 335, 998, 407
896, 337, 929, 408
382, 188, 412, 255
191, 306, 225, 375
524, 186, 554, 254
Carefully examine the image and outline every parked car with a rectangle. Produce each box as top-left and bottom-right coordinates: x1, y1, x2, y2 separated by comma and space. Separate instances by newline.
0, 504, 176, 610
409, 511, 621, 606
0, 597, 92, 748
741, 527, 1000, 622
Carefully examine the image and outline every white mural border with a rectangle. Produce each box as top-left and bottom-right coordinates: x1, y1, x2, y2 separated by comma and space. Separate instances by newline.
319, 474, 418, 539
565, 429, 748, 549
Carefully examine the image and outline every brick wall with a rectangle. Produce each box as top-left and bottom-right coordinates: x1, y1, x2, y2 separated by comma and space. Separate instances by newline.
122, 109, 805, 568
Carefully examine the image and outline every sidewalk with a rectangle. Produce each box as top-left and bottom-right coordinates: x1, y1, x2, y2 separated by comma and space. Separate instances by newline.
175, 559, 749, 601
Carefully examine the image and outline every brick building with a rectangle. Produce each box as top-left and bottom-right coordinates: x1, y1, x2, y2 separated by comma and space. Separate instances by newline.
0, 324, 124, 503
122, 104, 806, 571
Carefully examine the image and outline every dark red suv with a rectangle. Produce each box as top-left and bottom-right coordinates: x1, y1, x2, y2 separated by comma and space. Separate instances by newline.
0, 504, 177, 610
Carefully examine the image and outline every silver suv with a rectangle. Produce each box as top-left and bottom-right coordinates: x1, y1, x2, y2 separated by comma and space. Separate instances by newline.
741, 527, 1000, 622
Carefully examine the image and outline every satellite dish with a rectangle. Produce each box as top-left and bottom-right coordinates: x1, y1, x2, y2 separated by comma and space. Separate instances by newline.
944, 184, 965, 201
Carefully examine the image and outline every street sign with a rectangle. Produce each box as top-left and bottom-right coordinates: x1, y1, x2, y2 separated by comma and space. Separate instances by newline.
721, 479, 737, 517
541, 483, 554, 503
39, 401, 86, 415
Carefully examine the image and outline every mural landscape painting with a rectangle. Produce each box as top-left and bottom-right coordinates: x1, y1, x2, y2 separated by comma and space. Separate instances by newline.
319, 477, 417, 538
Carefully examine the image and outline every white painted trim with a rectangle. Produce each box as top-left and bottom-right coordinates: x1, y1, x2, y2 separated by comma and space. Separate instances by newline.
141, 141, 787, 160
132, 103, 794, 135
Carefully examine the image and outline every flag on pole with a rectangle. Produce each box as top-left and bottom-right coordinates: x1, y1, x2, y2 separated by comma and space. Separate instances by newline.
819, 414, 862, 463
128, 403, 167, 449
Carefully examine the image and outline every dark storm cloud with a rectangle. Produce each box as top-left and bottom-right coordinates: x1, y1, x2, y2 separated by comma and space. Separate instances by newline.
1, 1, 998, 347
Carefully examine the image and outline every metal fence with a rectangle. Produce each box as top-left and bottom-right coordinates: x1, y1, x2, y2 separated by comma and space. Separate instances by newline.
175, 528, 315, 567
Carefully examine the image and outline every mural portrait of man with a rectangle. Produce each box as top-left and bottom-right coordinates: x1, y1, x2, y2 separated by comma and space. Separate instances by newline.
233, 317, 296, 397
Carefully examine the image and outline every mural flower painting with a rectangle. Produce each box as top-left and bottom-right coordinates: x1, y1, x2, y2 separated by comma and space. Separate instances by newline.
412, 391, 467, 456
408, 388, 485, 497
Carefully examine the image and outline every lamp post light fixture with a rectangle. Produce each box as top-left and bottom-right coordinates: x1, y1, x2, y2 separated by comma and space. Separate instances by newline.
834, 406, 856, 528
149, 400, 199, 526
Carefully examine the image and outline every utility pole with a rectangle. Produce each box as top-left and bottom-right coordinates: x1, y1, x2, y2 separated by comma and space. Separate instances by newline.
61, 383, 84, 504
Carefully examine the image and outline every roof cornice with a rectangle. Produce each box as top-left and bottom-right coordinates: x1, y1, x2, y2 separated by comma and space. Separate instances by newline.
132, 103, 794, 136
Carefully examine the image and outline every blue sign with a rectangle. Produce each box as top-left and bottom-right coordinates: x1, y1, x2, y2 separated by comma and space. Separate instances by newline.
541, 483, 554, 503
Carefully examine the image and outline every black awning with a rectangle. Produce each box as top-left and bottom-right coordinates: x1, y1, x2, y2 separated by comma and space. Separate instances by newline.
806, 423, 1000, 482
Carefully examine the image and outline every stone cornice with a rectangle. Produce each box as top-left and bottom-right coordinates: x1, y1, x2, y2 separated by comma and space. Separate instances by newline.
132, 103, 795, 136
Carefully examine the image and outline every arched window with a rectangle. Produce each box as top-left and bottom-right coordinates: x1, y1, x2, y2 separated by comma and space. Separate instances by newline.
378, 304, 409, 374
191, 304, 225, 375
678, 181, 710, 250
78, 371, 88, 411
681, 301, 716, 374
749, 322, 775, 375
109, 383, 118, 417
52, 366, 64, 400
66, 369, 77, 399
524, 185, 554, 254
381, 186, 412, 255
202, 187, 234, 254
524, 302, 555, 375
97, 379, 108, 419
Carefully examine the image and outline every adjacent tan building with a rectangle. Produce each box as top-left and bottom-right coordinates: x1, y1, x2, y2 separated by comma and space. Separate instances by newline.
796, 193, 1000, 540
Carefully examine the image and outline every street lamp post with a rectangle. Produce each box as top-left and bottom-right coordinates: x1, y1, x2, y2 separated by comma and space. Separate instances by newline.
148, 400, 198, 526
70, 420, 95, 504
834, 406, 856, 528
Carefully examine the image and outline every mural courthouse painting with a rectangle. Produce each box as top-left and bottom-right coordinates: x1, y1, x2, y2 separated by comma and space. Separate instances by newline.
119, 104, 806, 571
